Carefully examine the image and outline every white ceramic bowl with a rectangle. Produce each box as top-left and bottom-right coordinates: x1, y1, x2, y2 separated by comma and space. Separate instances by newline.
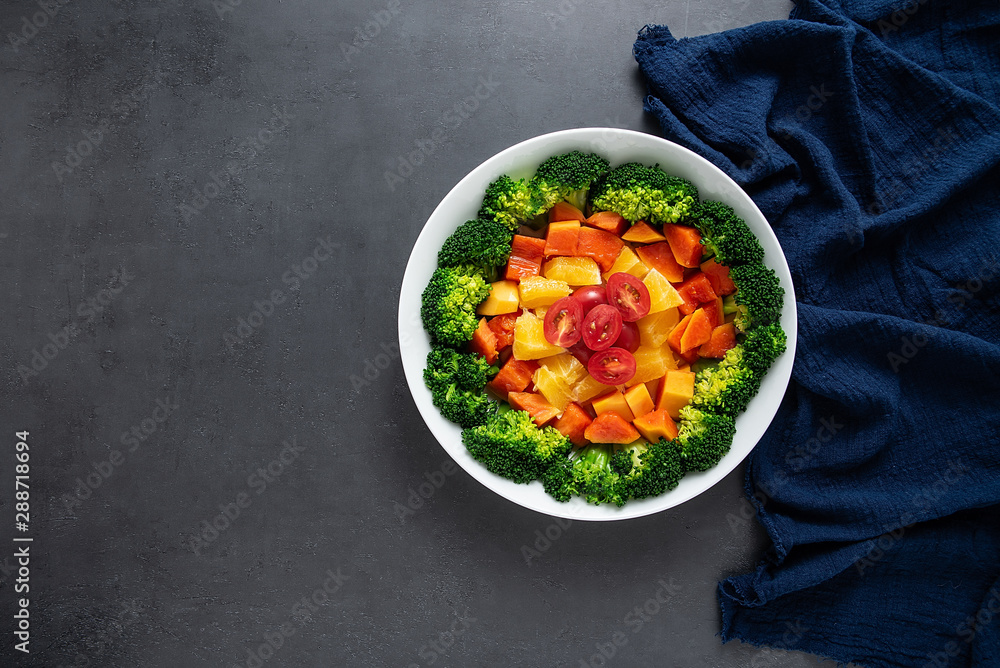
398, 128, 796, 521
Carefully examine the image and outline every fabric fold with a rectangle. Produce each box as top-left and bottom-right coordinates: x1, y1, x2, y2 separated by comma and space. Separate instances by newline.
635, 1, 1000, 665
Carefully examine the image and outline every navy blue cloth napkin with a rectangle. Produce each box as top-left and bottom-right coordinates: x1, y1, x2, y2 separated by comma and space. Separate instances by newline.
634, 1, 1000, 666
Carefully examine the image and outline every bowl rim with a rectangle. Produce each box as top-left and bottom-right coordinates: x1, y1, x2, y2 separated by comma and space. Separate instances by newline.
398, 127, 797, 521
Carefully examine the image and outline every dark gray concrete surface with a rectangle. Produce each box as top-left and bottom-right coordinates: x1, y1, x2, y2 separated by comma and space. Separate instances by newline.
0, 0, 849, 666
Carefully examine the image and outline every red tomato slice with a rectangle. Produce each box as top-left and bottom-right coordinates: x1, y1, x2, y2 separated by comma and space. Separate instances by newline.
581, 304, 622, 351
606, 272, 651, 322
543, 297, 584, 347
613, 321, 640, 353
572, 285, 608, 315
587, 347, 637, 385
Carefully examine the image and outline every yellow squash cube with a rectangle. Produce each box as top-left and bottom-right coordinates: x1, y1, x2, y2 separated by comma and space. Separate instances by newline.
518, 276, 571, 309
642, 268, 684, 314
512, 311, 564, 360
477, 279, 520, 316
543, 256, 602, 286
602, 247, 649, 282
637, 308, 680, 348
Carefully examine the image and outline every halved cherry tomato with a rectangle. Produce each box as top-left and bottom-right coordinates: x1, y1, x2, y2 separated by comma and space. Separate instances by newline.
614, 321, 640, 353
606, 272, 651, 322
572, 285, 608, 315
543, 297, 584, 347
588, 347, 637, 385
581, 304, 622, 351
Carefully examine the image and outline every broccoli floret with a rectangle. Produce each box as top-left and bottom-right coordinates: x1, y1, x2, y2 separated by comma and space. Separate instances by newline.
463, 410, 573, 484
722, 294, 738, 315
616, 439, 685, 501
478, 175, 545, 231
610, 448, 635, 476
741, 322, 787, 373
589, 162, 698, 224
542, 443, 624, 506
676, 406, 736, 472
531, 151, 610, 211
425, 345, 497, 390
540, 456, 577, 502
571, 444, 625, 506
437, 218, 514, 278
544, 440, 685, 506
729, 262, 784, 332
688, 201, 765, 266
690, 346, 761, 417
424, 345, 497, 428
420, 265, 491, 347
689, 322, 787, 417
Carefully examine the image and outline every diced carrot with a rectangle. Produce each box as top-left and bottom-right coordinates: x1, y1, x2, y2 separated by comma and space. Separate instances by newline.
508, 392, 560, 427
621, 221, 667, 244
487, 310, 521, 350
583, 411, 641, 444
663, 224, 704, 268
488, 358, 537, 400
469, 318, 498, 364
554, 402, 594, 447
666, 313, 692, 354
699, 323, 738, 359
632, 409, 679, 442
544, 221, 580, 257
679, 308, 713, 353
504, 235, 547, 282
635, 242, 685, 283
676, 272, 718, 315
584, 211, 628, 236
576, 227, 624, 272
548, 201, 587, 223
700, 258, 737, 296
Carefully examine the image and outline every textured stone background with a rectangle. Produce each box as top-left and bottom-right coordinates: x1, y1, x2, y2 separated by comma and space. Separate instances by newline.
1, 0, 849, 666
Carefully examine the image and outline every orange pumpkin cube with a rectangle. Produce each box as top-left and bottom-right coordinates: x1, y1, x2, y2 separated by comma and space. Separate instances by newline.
508, 392, 560, 427
700, 258, 737, 295
654, 370, 695, 419
699, 323, 738, 359
584, 211, 628, 236
679, 308, 713, 353
554, 402, 594, 447
662, 224, 704, 268
584, 411, 641, 444
621, 221, 666, 244
632, 409, 679, 442
548, 201, 587, 223
591, 389, 635, 423
469, 317, 498, 364
504, 235, 547, 282
623, 383, 655, 420
577, 227, 625, 272
635, 241, 685, 283
544, 220, 580, 257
